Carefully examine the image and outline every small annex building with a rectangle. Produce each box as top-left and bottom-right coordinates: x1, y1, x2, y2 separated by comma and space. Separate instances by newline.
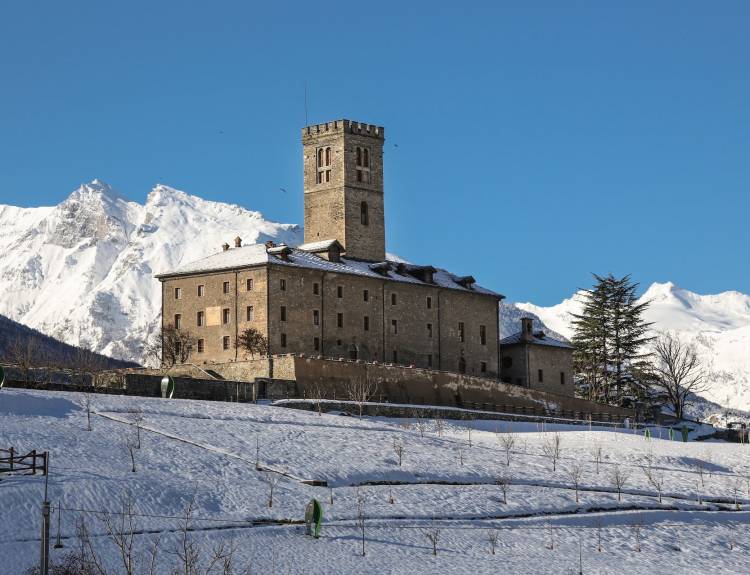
500, 318, 574, 395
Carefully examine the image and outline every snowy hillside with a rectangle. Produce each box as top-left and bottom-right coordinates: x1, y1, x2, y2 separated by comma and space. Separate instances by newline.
1, 389, 748, 574
0, 180, 301, 364
515, 282, 750, 412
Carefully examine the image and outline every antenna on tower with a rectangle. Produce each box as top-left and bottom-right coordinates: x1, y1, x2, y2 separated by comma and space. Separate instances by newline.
304, 80, 309, 126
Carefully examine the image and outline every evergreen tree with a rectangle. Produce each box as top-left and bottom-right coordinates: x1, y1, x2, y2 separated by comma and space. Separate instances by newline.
571, 274, 653, 405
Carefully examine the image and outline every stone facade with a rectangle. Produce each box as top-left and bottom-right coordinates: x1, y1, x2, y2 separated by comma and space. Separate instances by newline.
302, 120, 385, 262
500, 318, 575, 396
161, 261, 500, 377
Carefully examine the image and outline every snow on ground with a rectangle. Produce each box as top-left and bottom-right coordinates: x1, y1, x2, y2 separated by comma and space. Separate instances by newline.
1, 389, 749, 574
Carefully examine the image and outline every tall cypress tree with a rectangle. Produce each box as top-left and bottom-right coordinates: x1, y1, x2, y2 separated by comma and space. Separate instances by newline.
572, 274, 653, 405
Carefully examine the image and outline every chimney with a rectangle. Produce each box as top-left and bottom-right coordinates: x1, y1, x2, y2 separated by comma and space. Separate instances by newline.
234, 236, 242, 248
520, 318, 534, 342
222, 243, 230, 252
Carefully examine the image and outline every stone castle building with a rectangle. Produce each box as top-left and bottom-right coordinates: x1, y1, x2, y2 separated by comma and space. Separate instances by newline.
157, 119, 503, 378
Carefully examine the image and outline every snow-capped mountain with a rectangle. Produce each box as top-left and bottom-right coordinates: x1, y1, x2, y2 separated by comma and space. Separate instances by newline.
0, 180, 301, 364
514, 282, 750, 412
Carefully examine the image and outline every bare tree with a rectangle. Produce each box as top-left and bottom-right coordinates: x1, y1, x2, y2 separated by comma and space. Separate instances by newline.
642, 465, 665, 503
497, 475, 510, 504
124, 430, 138, 473
83, 393, 94, 431
175, 496, 241, 574
424, 523, 441, 556
145, 323, 196, 368
129, 407, 145, 449
393, 436, 405, 467
457, 446, 464, 466
236, 327, 268, 359
356, 489, 367, 557
497, 429, 516, 467
305, 381, 327, 416
5, 335, 39, 384
566, 462, 584, 503
609, 464, 629, 501
630, 515, 644, 552
345, 375, 378, 418
650, 332, 707, 420
542, 433, 563, 472
434, 415, 445, 437
412, 410, 427, 437
487, 529, 499, 555
466, 424, 473, 448
263, 472, 281, 508
591, 442, 603, 474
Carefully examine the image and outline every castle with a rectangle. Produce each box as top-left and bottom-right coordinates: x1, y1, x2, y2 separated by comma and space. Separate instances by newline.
156, 119, 573, 397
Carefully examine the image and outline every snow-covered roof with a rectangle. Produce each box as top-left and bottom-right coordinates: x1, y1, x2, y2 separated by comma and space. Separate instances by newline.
500, 331, 574, 349
297, 239, 342, 252
156, 243, 502, 297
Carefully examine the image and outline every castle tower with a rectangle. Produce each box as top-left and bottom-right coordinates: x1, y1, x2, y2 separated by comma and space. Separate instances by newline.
302, 119, 385, 261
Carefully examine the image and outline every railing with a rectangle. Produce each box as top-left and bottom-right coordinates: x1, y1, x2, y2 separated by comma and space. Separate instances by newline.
0, 448, 48, 476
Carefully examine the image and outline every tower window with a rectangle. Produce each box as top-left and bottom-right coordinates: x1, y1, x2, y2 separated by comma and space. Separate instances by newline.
174, 314, 181, 329
391, 319, 398, 335
222, 336, 230, 350
246, 278, 254, 291
280, 333, 287, 348
426, 296, 432, 309
174, 287, 181, 299
197, 339, 204, 353
363, 315, 370, 331
313, 309, 320, 326
363, 289, 369, 302
197, 284, 205, 297
280, 306, 287, 322
337, 286, 343, 298
222, 308, 230, 324
313, 282, 320, 295
355, 146, 371, 183
317, 146, 332, 184
246, 306, 254, 321
391, 293, 397, 306
480, 325, 487, 345
337, 313, 344, 328
280, 278, 286, 291
427, 323, 433, 338
223, 281, 230, 294
197, 311, 204, 327
360, 201, 369, 226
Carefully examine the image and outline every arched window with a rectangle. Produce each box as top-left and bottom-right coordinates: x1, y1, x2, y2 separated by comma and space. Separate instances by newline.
355, 146, 371, 183
317, 148, 324, 168
325, 147, 331, 165
360, 201, 369, 226
316, 147, 331, 184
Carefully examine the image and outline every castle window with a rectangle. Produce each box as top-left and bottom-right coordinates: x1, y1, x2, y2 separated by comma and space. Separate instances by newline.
458, 322, 465, 342
174, 287, 181, 299
197, 339, 204, 353
363, 289, 369, 302
313, 282, 320, 295
481, 361, 487, 373
360, 201, 369, 226
317, 147, 331, 184
391, 319, 398, 335
174, 314, 181, 329
314, 337, 320, 351
246, 278, 253, 291
538, 369, 544, 383
197, 285, 205, 297
222, 336, 230, 350
246, 306, 254, 321
280, 306, 287, 322
222, 308, 230, 324
427, 323, 433, 338
223, 281, 230, 294
480, 325, 487, 346
391, 293, 397, 306
363, 315, 370, 331
337, 286, 343, 298
426, 296, 432, 309
281, 333, 287, 348
337, 313, 343, 328
560, 372, 565, 385
280, 278, 286, 291
458, 357, 467, 374
197, 311, 204, 327
313, 309, 320, 326
355, 146, 371, 183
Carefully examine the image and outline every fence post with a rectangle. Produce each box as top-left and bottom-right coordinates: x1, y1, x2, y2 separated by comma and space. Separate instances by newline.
9, 447, 14, 471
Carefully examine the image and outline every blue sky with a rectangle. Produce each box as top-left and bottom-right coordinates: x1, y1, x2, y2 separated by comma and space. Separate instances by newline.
1, 1, 748, 305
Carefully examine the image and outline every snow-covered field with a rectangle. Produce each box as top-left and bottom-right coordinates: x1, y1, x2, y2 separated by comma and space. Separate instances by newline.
1, 389, 749, 574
